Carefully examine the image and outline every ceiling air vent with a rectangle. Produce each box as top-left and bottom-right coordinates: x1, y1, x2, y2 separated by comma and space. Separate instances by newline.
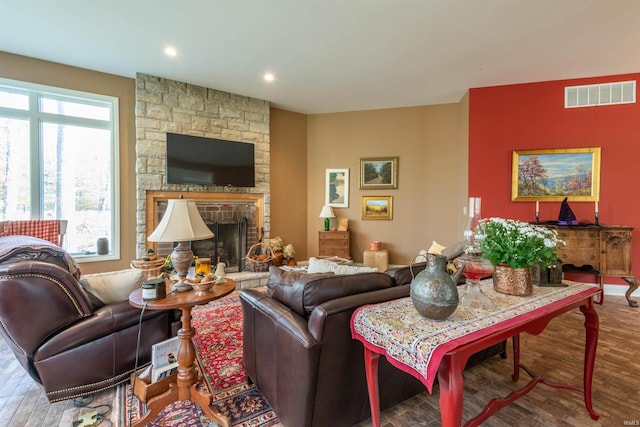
565, 80, 636, 108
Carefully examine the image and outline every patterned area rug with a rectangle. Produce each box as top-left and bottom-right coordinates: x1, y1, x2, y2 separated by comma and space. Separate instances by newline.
117, 290, 281, 426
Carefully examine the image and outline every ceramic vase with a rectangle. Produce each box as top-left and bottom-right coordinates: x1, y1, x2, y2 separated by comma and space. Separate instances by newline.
410, 253, 459, 320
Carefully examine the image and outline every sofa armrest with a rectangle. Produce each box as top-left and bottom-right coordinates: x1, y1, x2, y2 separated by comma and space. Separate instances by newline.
35, 300, 167, 360
240, 288, 321, 425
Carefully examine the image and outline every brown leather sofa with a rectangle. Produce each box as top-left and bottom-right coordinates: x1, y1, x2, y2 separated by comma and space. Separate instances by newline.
0, 235, 177, 402
240, 264, 506, 427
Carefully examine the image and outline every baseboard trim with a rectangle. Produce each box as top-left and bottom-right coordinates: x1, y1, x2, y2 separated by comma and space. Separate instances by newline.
603, 283, 639, 297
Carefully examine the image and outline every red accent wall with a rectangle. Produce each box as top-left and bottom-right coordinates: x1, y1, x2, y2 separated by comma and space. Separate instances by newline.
469, 73, 640, 285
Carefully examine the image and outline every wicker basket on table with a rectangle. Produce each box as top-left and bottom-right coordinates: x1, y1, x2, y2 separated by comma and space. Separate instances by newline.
243, 243, 274, 272
130, 257, 166, 280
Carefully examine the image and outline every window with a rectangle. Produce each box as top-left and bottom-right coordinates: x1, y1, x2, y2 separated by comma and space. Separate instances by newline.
0, 78, 119, 261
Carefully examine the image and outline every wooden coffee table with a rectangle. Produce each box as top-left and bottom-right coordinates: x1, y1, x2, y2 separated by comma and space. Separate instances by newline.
129, 279, 236, 427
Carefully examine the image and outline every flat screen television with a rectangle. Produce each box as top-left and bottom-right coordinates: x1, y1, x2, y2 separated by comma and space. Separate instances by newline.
166, 133, 255, 187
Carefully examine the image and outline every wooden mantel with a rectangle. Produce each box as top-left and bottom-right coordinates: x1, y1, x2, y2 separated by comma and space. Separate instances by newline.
145, 190, 265, 253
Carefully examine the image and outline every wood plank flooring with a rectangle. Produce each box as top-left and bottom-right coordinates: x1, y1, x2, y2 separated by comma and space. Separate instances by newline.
1, 294, 638, 426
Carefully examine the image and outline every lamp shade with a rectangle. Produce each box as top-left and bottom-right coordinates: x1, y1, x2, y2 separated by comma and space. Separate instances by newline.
318, 205, 335, 218
148, 199, 214, 242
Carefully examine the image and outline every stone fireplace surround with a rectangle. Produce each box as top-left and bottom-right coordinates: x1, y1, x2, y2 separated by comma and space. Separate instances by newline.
135, 73, 271, 258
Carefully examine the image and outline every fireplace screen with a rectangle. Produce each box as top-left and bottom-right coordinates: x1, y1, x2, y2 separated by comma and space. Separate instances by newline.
191, 218, 248, 273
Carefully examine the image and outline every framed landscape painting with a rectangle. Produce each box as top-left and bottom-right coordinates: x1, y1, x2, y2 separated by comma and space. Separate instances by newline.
362, 196, 393, 220
359, 157, 398, 189
325, 168, 349, 208
511, 147, 601, 202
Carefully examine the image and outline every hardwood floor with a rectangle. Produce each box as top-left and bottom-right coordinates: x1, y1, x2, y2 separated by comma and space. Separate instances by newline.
1, 294, 638, 426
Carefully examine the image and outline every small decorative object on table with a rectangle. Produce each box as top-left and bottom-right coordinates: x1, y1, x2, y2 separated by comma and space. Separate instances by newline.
454, 197, 496, 310
186, 277, 215, 296
410, 244, 459, 320
477, 217, 564, 296
131, 256, 166, 280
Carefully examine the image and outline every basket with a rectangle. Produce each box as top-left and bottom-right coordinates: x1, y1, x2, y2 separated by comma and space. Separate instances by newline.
243, 243, 274, 272
130, 257, 166, 280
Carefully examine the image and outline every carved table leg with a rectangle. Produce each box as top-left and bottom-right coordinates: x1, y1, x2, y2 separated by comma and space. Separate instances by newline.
621, 277, 639, 308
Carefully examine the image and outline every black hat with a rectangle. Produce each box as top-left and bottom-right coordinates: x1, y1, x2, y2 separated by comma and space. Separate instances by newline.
558, 197, 578, 225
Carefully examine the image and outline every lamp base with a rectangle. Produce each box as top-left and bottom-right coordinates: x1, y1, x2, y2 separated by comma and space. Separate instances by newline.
171, 242, 194, 293
171, 278, 192, 293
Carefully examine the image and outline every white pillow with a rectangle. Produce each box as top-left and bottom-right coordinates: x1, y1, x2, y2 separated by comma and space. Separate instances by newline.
307, 257, 378, 275
79, 269, 145, 304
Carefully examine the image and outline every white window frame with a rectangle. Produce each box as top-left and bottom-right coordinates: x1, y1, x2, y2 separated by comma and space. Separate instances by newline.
0, 77, 120, 262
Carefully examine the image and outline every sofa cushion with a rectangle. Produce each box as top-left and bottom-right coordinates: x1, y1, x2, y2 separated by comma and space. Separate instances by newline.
278, 272, 393, 317
266, 266, 334, 301
79, 269, 144, 304
307, 257, 379, 274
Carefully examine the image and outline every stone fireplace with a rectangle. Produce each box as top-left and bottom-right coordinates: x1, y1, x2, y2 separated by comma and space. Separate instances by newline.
135, 73, 271, 260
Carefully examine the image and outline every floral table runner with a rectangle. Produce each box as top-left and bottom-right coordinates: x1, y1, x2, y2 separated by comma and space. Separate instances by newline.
351, 280, 597, 392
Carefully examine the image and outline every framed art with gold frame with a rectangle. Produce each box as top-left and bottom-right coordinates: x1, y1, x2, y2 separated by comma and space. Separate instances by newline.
359, 157, 398, 189
362, 196, 393, 220
511, 147, 601, 202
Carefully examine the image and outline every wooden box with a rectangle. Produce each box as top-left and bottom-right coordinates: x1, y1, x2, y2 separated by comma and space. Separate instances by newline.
130, 365, 177, 403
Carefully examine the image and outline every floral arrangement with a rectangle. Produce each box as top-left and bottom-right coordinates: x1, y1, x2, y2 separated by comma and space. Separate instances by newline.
475, 217, 564, 269
269, 236, 284, 252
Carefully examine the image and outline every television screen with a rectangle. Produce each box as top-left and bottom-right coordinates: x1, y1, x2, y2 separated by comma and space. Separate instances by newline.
166, 133, 255, 187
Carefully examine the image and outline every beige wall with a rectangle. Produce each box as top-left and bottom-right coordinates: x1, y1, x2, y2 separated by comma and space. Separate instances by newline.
0, 52, 137, 273
270, 108, 309, 260
306, 104, 469, 265
1, 51, 470, 270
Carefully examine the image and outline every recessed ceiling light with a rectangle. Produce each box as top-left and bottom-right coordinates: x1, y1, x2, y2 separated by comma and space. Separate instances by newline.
263, 73, 275, 82
164, 46, 177, 57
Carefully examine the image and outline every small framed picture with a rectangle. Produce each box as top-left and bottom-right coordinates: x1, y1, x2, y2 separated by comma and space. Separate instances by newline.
325, 168, 349, 208
362, 196, 393, 220
338, 218, 349, 231
359, 157, 398, 189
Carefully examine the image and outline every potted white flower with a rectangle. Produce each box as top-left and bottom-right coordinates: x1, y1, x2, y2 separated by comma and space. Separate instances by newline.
476, 217, 564, 295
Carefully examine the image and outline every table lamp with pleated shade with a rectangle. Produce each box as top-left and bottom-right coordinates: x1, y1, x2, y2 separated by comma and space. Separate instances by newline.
148, 198, 214, 292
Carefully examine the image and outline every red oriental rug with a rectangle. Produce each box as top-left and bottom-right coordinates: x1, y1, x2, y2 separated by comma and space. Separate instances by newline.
118, 291, 281, 427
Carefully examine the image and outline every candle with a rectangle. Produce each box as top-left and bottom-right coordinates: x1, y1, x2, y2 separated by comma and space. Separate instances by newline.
535, 201, 539, 213
595, 200, 599, 213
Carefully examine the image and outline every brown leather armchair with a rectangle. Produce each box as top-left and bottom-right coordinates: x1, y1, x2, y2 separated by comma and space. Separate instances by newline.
0, 236, 177, 402
240, 265, 506, 427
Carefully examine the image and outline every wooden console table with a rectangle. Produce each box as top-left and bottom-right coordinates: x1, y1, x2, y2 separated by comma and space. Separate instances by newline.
351, 281, 600, 426
542, 225, 638, 307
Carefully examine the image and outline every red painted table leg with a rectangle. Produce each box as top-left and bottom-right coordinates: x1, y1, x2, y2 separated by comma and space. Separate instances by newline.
363, 348, 381, 427
511, 334, 520, 382
581, 297, 600, 420
437, 354, 467, 427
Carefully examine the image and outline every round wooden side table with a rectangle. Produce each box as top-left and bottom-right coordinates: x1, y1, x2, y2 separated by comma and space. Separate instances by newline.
128, 279, 236, 427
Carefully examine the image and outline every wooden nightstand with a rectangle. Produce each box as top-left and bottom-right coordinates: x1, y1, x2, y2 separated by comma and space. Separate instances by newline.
318, 231, 350, 259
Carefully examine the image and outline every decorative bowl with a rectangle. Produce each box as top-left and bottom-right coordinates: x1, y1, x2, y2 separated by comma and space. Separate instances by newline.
187, 279, 214, 296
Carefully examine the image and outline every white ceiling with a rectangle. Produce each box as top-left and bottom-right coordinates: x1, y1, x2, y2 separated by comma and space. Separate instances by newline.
2, 0, 640, 114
